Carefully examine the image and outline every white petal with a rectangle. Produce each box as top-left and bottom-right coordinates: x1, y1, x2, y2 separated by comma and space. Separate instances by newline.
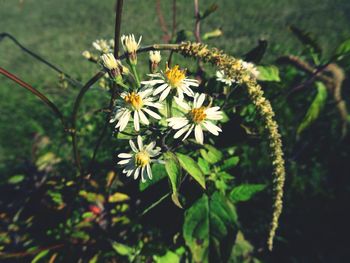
153, 83, 169, 96
141, 166, 147, 182
174, 125, 190, 139
145, 141, 156, 151
194, 125, 204, 144
141, 79, 165, 85
196, 93, 206, 108
147, 164, 152, 179
134, 167, 140, 180
159, 86, 172, 101
129, 139, 138, 152
138, 110, 149, 125
143, 108, 161, 119
137, 135, 143, 150
203, 121, 222, 136
117, 111, 131, 131
118, 153, 133, 158
182, 124, 194, 141
168, 117, 189, 129
174, 96, 191, 111
134, 111, 140, 131
118, 159, 131, 165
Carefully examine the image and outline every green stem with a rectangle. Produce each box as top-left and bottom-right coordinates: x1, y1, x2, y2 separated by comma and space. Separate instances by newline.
166, 97, 173, 118
130, 64, 141, 88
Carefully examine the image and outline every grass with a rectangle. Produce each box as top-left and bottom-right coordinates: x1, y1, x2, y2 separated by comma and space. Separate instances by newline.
0, 0, 350, 167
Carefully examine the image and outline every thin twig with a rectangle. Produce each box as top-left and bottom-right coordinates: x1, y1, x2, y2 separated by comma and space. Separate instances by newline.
88, 0, 124, 176
0, 67, 65, 127
156, 0, 171, 43
194, 0, 201, 43
0, 32, 82, 88
171, 0, 177, 39
71, 71, 106, 174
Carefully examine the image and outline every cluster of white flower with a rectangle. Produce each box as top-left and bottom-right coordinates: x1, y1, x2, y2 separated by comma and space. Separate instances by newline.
216, 60, 259, 86
96, 34, 224, 182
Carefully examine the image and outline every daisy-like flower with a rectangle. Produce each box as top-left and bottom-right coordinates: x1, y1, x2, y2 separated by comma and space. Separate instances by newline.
216, 70, 236, 86
118, 136, 161, 182
93, 39, 114, 54
141, 65, 199, 102
121, 34, 142, 64
110, 88, 162, 132
241, 61, 260, 78
167, 93, 223, 144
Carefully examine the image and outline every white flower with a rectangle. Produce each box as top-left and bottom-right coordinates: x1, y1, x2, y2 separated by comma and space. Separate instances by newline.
167, 93, 223, 144
149, 51, 161, 64
82, 50, 92, 59
93, 39, 113, 53
100, 53, 121, 71
121, 34, 142, 64
241, 61, 260, 78
118, 136, 161, 182
110, 88, 162, 132
121, 34, 142, 54
141, 65, 199, 102
216, 70, 235, 85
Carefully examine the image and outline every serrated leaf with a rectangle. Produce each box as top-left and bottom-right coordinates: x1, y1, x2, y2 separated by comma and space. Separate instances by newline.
200, 145, 223, 164
230, 184, 266, 202
8, 174, 25, 184
176, 153, 205, 189
244, 40, 268, 63
335, 38, 350, 60
183, 192, 237, 263
289, 25, 322, 54
297, 82, 328, 136
164, 152, 182, 208
139, 163, 167, 191
257, 65, 280, 82
220, 157, 240, 171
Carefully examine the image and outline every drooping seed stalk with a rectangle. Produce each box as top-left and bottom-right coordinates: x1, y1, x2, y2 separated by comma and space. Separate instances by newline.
131, 42, 286, 250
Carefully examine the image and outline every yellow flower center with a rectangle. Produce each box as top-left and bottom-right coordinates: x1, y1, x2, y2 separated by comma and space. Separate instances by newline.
165, 65, 186, 88
124, 92, 143, 110
135, 151, 150, 167
190, 107, 207, 123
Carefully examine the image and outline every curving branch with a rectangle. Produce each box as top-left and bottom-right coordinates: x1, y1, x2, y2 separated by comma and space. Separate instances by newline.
0, 32, 82, 88
0, 67, 65, 127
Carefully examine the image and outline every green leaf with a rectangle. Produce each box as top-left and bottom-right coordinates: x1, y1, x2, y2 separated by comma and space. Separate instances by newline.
230, 184, 266, 202
112, 242, 133, 256
8, 174, 25, 184
176, 153, 205, 189
198, 157, 211, 175
220, 156, 240, 171
335, 38, 350, 60
139, 163, 167, 191
183, 193, 237, 263
257, 65, 280, 82
289, 25, 322, 54
202, 29, 222, 40
297, 82, 328, 136
244, 39, 268, 63
164, 152, 183, 208
200, 3, 218, 20
153, 250, 180, 263
31, 249, 50, 263
183, 195, 210, 263
200, 144, 223, 164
